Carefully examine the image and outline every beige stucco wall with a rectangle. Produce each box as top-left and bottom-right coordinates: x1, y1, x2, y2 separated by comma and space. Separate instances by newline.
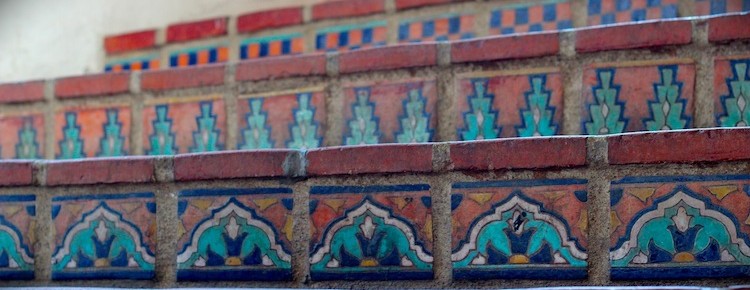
0, 0, 322, 83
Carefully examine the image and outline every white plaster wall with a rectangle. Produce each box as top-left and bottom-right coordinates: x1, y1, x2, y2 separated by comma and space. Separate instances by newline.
0, 0, 322, 83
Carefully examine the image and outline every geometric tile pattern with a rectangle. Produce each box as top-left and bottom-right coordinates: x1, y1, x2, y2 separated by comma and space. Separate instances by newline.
610, 175, 750, 279
581, 60, 695, 134
695, 0, 750, 15
237, 90, 326, 149
240, 33, 305, 60
398, 14, 475, 43
55, 106, 131, 159
169, 45, 229, 68
0, 195, 35, 280
143, 96, 225, 155
714, 56, 750, 128
455, 69, 564, 140
316, 21, 387, 52
105, 56, 160, 73
177, 188, 294, 281
51, 193, 156, 280
309, 184, 433, 280
342, 79, 437, 145
588, 0, 679, 26
0, 113, 44, 159
490, 0, 572, 35
451, 179, 589, 280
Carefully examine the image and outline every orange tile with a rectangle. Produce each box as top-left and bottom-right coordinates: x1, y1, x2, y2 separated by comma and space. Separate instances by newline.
150, 60, 160, 69
558, 2, 572, 18
373, 27, 387, 42
268, 41, 282, 56
646, 7, 660, 19
409, 22, 422, 40
349, 29, 363, 46
248, 43, 260, 58
461, 15, 474, 31
218, 47, 229, 62
326, 33, 338, 49
543, 22, 557, 31
178, 54, 189, 67
616, 11, 630, 23
632, 0, 647, 9
602, 0, 615, 13
197, 50, 209, 64
111, 65, 122, 72
131, 62, 142, 71
501, 10, 515, 27
728, 0, 743, 12
292, 38, 304, 53
529, 5, 543, 23
434, 18, 449, 36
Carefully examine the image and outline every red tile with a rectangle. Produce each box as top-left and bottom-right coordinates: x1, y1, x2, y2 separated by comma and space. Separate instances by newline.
235, 54, 326, 81
46, 157, 156, 186
450, 136, 587, 170
395, 0, 459, 10
608, 128, 750, 165
167, 17, 228, 43
237, 92, 327, 149
576, 20, 692, 53
451, 32, 559, 63
339, 44, 437, 74
306, 143, 433, 176
709, 14, 750, 43
0, 161, 34, 186
142, 97, 226, 155
55, 73, 130, 99
174, 150, 292, 181
141, 65, 224, 91
0, 114, 44, 159
0, 81, 45, 103
54, 106, 131, 158
312, 0, 385, 20
237, 7, 303, 33
104, 30, 157, 54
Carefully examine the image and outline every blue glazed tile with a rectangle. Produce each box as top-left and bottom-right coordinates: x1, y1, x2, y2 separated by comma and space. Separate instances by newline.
51, 193, 156, 280
309, 184, 433, 280
0, 195, 35, 280
451, 179, 588, 280
176, 188, 294, 281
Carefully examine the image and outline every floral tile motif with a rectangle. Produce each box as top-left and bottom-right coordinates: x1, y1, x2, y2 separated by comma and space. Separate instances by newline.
455, 69, 564, 140
588, 0, 679, 26
143, 96, 225, 155
0, 195, 35, 280
309, 185, 433, 280
55, 106, 131, 159
490, 0, 572, 35
398, 14, 475, 43
0, 113, 44, 159
451, 179, 588, 280
342, 79, 437, 145
51, 193, 156, 280
610, 175, 750, 279
176, 188, 294, 281
240, 33, 305, 59
714, 56, 750, 127
316, 21, 387, 52
581, 60, 695, 135
169, 45, 229, 68
237, 90, 326, 149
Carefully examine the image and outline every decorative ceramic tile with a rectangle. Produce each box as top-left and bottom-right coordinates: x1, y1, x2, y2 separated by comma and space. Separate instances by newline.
237, 90, 326, 149
169, 45, 229, 68
581, 60, 695, 135
240, 33, 305, 59
695, 0, 750, 15
398, 14, 475, 43
176, 188, 294, 281
105, 55, 160, 72
0, 113, 44, 159
588, 0, 679, 26
309, 185, 433, 280
714, 56, 750, 127
342, 79, 437, 145
0, 195, 35, 280
490, 0, 572, 35
316, 21, 387, 52
451, 179, 588, 279
455, 69, 564, 140
55, 106, 131, 159
51, 193, 156, 280
610, 175, 750, 279
143, 96, 225, 155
